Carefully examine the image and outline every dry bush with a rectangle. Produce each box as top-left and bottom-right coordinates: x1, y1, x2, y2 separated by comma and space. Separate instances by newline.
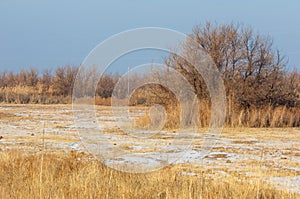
131, 91, 299, 129
236, 106, 300, 128
129, 84, 181, 129
0, 150, 296, 199
134, 104, 180, 130
0, 87, 70, 104
95, 97, 112, 106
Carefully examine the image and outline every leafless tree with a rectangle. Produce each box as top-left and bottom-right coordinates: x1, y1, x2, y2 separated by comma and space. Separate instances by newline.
40, 69, 52, 92
26, 68, 39, 87
166, 22, 297, 110
53, 65, 78, 96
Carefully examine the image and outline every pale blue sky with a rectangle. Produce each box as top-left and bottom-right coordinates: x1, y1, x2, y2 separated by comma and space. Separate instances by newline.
0, 0, 300, 72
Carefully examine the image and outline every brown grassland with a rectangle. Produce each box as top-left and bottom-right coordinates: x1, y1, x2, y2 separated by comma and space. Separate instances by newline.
0, 150, 297, 199
0, 104, 299, 199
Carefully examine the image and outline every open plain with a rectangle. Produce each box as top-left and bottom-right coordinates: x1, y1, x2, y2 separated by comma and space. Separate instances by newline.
0, 104, 299, 198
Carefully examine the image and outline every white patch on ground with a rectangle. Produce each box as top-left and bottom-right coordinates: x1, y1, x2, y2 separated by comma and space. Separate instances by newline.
268, 176, 300, 194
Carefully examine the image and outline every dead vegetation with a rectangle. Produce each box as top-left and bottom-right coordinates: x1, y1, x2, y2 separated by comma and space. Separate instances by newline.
0, 150, 297, 199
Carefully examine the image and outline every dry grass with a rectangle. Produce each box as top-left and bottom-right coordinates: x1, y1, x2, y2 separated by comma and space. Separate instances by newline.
0, 111, 32, 121
0, 105, 299, 198
1, 86, 299, 128
95, 97, 112, 106
134, 103, 300, 130
0, 112, 18, 119
0, 150, 297, 199
0, 86, 71, 104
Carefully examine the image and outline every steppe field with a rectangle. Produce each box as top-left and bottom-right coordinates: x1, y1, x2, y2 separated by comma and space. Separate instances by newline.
0, 104, 299, 198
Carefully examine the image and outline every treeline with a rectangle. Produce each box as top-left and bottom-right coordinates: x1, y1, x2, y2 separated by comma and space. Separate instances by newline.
0, 66, 119, 104
0, 63, 299, 127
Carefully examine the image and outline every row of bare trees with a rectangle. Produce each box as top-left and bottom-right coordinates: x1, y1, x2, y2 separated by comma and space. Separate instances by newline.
0, 66, 121, 104
0, 66, 78, 97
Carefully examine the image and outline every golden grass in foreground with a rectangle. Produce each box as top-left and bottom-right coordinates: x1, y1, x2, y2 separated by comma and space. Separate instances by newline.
0, 150, 297, 199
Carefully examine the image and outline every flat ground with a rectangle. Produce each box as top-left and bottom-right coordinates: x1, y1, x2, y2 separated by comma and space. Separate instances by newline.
0, 104, 299, 194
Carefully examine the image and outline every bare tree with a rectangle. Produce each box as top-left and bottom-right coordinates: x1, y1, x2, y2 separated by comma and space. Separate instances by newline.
53, 65, 78, 96
5, 72, 17, 88
166, 22, 296, 109
26, 68, 39, 87
40, 69, 52, 93
0, 71, 7, 88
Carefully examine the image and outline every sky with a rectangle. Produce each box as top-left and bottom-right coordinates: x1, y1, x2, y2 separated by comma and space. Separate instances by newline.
0, 0, 300, 73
